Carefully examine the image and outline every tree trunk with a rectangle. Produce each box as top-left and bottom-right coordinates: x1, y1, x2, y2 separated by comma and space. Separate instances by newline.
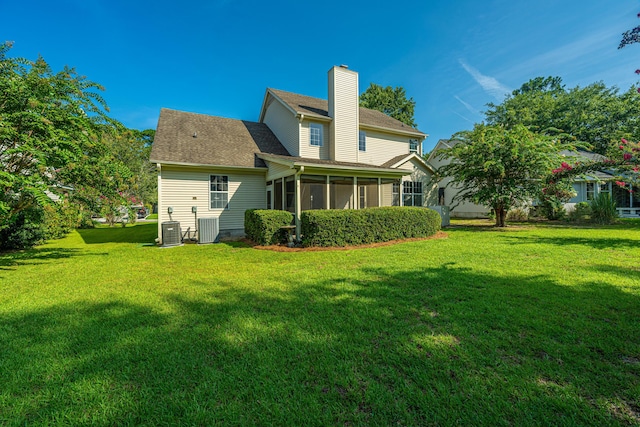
495, 207, 507, 227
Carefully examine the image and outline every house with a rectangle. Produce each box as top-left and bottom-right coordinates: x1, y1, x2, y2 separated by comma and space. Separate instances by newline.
150, 66, 439, 243
428, 140, 640, 218
561, 151, 640, 217
427, 139, 489, 218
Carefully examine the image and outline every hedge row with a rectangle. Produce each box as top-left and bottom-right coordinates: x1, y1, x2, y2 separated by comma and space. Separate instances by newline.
244, 209, 293, 245
301, 207, 441, 247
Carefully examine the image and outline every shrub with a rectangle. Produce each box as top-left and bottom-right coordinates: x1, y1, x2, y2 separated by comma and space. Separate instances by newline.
0, 206, 46, 251
301, 207, 441, 247
244, 209, 293, 245
539, 198, 567, 220
506, 208, 528, 222
568, 202, 591, 223
42, 203, 77, 240
589, 193, 618, 224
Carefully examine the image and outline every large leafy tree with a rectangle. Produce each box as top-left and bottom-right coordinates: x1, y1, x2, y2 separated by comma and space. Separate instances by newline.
0, 43, 131, 247
103, 128, 157, 208
436, 124, 573, 227
485, 77, 640, 155
359, 83, 417, 127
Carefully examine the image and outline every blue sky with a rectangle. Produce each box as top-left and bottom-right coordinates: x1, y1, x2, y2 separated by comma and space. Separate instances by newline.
3, 0, 640, 152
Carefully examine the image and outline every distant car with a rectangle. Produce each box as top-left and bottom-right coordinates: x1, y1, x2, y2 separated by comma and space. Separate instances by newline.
137, 208, 147, 219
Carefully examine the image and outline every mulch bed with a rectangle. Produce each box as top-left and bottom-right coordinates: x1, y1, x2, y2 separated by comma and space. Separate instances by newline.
246, 231, 448, 252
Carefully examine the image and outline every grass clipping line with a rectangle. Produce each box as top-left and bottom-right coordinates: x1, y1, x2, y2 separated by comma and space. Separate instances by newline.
250, 231, 448, 252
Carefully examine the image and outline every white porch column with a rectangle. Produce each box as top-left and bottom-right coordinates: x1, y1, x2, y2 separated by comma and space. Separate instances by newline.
378, 178, 382, 207
354, 176, 358, 209
295, 173, 301, 240
325, 176, 330, 209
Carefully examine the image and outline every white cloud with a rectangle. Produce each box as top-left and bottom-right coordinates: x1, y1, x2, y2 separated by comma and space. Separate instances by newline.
459, 59, 511, 101
454, 95, 480, 116
449, 109, 476, 125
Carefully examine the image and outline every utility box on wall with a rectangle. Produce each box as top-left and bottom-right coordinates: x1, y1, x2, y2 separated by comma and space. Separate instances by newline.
198, 217, 219, 244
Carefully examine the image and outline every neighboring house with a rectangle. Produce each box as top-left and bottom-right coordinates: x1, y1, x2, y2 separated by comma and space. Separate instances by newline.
561, 151, 640, 217
150, 66, 438, 243
429, 141, 640, 218
427, 139, 489, 218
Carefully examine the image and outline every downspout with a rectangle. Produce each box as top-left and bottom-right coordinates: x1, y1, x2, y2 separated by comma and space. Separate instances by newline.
294, 165, 304, 242
156, 163, 162, 244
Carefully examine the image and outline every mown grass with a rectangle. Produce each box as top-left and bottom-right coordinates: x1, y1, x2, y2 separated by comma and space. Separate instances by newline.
1, 221, 639, 426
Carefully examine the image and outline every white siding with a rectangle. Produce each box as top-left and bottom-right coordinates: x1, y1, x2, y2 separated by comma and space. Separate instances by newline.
300, 121, 330, 159
396, 158, 437, 207
328, 67, 359, 163
437, 175, 489, 218
265, 161, 294, 181
358, 129, 411, 165
262, 98, 298, 156
158, 165, 266, 241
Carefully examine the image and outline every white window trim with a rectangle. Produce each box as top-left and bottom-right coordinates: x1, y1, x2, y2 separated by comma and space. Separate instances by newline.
309, 123, 323, 147
409, 139, 419, 154
403, 180, 423, 207
209, 174, 229, 210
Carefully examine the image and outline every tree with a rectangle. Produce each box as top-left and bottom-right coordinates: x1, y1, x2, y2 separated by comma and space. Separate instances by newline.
0, 42, 131, 249
485, 77, 640, 155
436, 124, 573, 227
103, 128, 157, 209
359, 83, 417, 127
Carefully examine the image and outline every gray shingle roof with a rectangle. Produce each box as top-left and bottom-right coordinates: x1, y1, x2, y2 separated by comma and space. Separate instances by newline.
150, 108, 290, 168
268, 89, 426, 137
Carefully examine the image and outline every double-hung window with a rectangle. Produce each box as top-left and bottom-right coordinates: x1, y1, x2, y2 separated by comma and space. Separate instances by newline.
409, 139, 419, 154
310, 123, 323, 147
586, 182, 595, 200
359, 131, 366, 152
210, 175, 229, 209
403, 181, 423, 207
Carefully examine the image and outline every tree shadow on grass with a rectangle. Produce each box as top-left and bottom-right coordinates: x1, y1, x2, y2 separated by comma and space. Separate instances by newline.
0, 247, 92, 270
499, 234, 640, 250
77, 222, 157, 244
1, 265, 638, 425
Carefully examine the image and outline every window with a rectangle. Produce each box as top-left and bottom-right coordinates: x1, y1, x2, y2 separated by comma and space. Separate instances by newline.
266, 190, 272, 210
392, 181, 400, 206
310, 123, 323, 147
359, 131, 366, 152
438, 187, 446, 206
586, 182, 595, 200
210, 175, 229, 209
403, 181, 423, 207
600, 182, 611, 195
409, 139, 419, 154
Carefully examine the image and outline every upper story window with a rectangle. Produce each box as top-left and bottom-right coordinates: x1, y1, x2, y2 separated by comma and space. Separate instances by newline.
359, 131, 366, 152
409, 139, 419, 154
210, 175, 229, 209
310, 123, 323, 147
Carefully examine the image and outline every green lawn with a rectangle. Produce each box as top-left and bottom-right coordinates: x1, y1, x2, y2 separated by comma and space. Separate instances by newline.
1, 221, 639, 426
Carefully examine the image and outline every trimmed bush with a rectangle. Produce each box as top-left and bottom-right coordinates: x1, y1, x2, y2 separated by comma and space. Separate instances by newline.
244, 209, 293, 245
301, 207, 441, 247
